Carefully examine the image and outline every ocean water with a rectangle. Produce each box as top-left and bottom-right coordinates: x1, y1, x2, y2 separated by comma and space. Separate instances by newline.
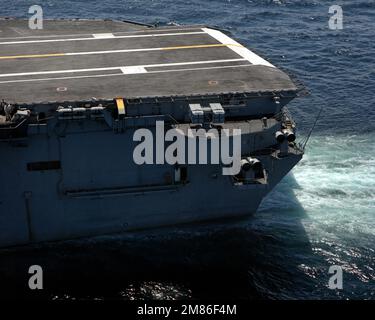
0, 0, 374, 300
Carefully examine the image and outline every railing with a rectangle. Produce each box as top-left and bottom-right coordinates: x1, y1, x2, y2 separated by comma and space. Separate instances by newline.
274, 107, 296, 128
0, 118, 29, 140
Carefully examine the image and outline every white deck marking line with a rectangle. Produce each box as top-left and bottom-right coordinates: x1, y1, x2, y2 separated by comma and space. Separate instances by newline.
0, 58, 246, 77
0, 31, 206, 45
202, 28, 274, 68
92, 33, 115, 39
0, 27, 205, 41
120, 66, 147, 74
64, 46, 179, 56
0, 66, 118, 77
0, 64, 253, 84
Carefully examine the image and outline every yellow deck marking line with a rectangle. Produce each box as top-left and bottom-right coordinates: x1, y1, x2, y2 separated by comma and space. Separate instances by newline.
0, 43, 242, 60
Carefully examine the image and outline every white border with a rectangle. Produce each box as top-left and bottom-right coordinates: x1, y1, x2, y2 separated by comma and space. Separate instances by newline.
202, 28, 274, 68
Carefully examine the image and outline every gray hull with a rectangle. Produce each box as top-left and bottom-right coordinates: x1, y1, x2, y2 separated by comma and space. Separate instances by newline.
0, 129, 302, 248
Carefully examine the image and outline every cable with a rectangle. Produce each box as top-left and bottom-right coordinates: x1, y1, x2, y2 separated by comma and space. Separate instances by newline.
302, 104, 324, 150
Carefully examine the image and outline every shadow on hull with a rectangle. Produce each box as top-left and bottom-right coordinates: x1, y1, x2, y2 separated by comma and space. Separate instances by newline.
0, 173, 329, 300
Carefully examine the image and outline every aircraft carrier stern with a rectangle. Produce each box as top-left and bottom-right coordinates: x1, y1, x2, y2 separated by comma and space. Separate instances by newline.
0, 19, 304, 248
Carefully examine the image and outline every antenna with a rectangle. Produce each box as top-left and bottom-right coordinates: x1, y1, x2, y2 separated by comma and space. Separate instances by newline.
301, 105, 324, 151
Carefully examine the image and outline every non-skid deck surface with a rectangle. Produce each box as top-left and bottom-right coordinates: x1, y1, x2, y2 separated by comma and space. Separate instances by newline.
0, 19, 297, 104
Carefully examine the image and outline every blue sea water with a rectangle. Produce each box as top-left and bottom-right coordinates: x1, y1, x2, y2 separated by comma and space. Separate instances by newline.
1, 0, 374, 300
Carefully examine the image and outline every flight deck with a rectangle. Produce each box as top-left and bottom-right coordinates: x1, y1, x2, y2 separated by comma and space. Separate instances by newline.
0, 19, 297, 104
